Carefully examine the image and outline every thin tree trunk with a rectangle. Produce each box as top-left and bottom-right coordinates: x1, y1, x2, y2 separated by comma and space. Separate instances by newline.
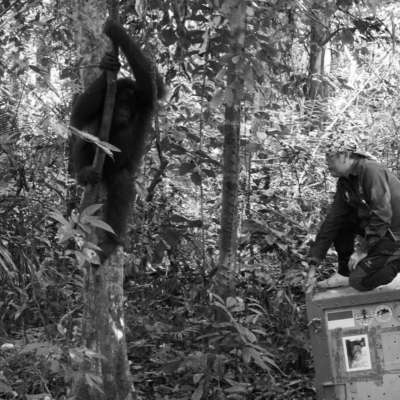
216, 0, 246, 296
71, 1, 133, 399
307, 1, 331, 100
304, 0, 333, 140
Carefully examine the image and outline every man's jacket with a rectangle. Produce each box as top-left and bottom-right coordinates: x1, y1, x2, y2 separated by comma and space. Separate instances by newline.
310, 158, 400, 261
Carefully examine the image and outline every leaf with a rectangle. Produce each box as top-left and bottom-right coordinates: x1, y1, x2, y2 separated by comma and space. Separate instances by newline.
277, 242, 288, 251
193, 373, 203, 384
85, 217, 114, 233
192, 382, 204, 400
135, 0, 146, 18
215, 67, 226, 82
248, 347, 279, 371
226, 297, 236, 309
226, 296, 245, 312
265, 129, 281, 136
242, 346, 251, 364
78, 240, 99, 255
82, 248, 101, 265
237, 326, 256, 343
29, 64, 44, 74
246, 6, 255, 17
81, 203, 103, 217
250, 349, 271, 372
170, 214, 190, 223
199, 29, 209, 54
0, 245, 17, 274
84, 372, 104, 393
0, 381, 13, 394
14, 304, 27, 320
225, 384, 249, 394
48, 210, 69, 225
0, 343, 15, 351
69, 127, 118, 156
232, 55, 240, 64
213, 300, 230, 317
57, 229, 75, 244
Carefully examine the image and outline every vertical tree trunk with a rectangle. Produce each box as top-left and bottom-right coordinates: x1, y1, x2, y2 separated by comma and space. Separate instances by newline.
304, 0, 333, 137
70, 3, 105, 397
216, 0, 246, 295
307, 1, 331, 100
71, 1, 133, 399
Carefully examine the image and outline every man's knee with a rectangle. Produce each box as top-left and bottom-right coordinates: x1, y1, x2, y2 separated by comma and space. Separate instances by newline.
349, 268, 370, 291
350, 259, 399, 291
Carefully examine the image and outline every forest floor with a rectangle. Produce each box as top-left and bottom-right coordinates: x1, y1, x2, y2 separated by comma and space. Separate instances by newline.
0, 264, 316, 399
124, 267, 316, 400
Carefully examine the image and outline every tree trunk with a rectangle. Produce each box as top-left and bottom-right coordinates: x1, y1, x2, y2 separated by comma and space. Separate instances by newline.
303, 0, 333, 138
215, 0, 246, 296
71, 1, 133, 399
307, 1, 331, 100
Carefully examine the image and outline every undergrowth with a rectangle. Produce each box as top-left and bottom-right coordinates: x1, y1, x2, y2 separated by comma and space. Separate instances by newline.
0, 266, 315, 400
124, 267, 315, 400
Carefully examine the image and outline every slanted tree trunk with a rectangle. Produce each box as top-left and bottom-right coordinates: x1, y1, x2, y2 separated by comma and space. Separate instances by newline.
215, 0, 246, 296
71, 1, 133, 399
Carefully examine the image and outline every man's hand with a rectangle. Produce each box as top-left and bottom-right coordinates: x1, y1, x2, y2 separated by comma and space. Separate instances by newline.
348, 251, 367, 271
305, 256, 320, 293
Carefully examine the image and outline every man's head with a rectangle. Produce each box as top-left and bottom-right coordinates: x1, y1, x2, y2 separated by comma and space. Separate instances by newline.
324, 135, 374, 177
325, 151, 355, 177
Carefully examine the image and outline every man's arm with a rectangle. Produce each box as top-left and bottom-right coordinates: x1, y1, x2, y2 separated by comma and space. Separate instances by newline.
309, 180, 352, 263
361, 163, 392, 249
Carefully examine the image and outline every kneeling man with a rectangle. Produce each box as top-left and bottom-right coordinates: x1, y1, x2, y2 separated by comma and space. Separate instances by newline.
309, 138, 400, 291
